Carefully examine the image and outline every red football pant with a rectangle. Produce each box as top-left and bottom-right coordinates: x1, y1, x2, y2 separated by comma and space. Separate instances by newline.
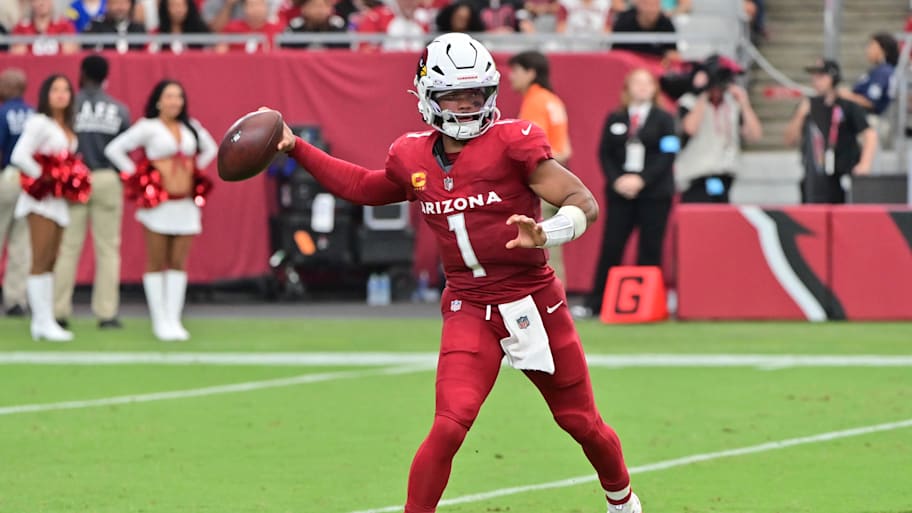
404, 280, 630, 513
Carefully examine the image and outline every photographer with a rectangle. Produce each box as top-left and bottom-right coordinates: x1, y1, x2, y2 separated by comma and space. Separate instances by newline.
673, 55, 762, 203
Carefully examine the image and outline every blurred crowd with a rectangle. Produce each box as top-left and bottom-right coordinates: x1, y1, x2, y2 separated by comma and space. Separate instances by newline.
0, 0, 765, 54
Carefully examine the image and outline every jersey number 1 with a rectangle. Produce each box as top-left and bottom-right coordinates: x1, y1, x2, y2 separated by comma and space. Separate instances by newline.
447, 213, 487, 278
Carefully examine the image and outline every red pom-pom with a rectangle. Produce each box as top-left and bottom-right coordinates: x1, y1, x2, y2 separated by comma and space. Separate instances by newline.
123, 160, 166, 208
192, 170, 214, 207
23, 152, 92, 202
122, 160, 214, 208
61, 157, 91, 203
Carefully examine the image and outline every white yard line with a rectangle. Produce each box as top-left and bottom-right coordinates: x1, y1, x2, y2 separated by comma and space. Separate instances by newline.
348, 418, 912, 513
0, 365, 432, 416
2, 352, 912, 368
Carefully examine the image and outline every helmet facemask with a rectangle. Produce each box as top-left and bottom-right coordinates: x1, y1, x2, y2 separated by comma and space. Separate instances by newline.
425, 86, 499, 140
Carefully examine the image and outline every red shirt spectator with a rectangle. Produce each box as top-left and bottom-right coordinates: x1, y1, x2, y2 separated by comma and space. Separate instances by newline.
11, 0, 78, 55
219, 17, 283, 51
11, 18, 78, 55
357, 0, 428, 51
219, 0, 282, 52
276, 0, 299, 27
357, 3, 396, 33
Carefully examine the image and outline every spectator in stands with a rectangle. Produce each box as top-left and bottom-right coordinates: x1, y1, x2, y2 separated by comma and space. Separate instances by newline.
841, 33, 898, 119
611, 0, 677, 62
133, 0, 159, 30
675, 55, 762, 203
509, 50, 571, 284
203, 0, 281, 31
215, 0, 282, 52
0, 24, 8, 52
104, 79, 218, 341
0, 69, 34, 318
154, 0, 211, 52
54, 55, 131, 331
83, 0, 146, 51
0, 1, 28, 33
357, 0, 429, 52
11, 0, 79, 55
522, 0, 560, 32
574, 68, 677, 319
785, 59, 877, 204
556, 0, 612, 36
334, 0, 378, 30
66, 0, 107, 31
476, 0, 533, 33
435, 1, 484, 33
284, 0, 347, 49
745, 0, 764, 39
203, 0, 241, 31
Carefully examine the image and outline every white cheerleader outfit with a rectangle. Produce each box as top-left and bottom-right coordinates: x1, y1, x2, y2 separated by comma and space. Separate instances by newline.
104, 117, 217, 235
10, 114, 76, 227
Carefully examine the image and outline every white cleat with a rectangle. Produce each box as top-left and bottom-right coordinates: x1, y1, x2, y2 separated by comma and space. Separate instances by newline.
31, 323, 74, 342
169, 321, 190, 341
608, 492, 642, 513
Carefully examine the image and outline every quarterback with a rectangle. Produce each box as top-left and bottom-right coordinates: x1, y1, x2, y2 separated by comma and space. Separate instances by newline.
272, 33, 642, 513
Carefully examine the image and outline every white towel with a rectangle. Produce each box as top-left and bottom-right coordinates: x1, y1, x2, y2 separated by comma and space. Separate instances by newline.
498, 295, 555, 374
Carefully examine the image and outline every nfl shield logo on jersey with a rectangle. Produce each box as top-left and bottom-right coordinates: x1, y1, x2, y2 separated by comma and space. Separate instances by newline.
516, 316, 530, 329
450, 299, 462, 312
443, 176, 454, 191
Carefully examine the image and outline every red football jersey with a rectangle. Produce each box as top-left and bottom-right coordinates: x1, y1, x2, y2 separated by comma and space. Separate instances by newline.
12, 18, 76, 55
221, 19, 283, 51
386, 119, 556, 305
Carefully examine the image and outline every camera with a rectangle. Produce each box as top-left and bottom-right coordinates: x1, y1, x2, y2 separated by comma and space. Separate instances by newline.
659, 54, 742, 100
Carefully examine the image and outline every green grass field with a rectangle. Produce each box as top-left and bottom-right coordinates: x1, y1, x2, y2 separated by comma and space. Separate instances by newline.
1, 316, 911, 513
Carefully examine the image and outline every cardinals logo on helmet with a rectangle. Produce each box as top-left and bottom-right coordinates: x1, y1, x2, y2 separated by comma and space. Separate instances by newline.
417, 49, 428, 79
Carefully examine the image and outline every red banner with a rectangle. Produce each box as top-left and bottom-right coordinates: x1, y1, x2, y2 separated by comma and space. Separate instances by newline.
677, 205, 831, 320
0, 50, 655, 288
830, 207, 912, 320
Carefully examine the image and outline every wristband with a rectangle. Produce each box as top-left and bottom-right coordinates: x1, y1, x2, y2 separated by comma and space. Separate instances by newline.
538, 205, 588, 248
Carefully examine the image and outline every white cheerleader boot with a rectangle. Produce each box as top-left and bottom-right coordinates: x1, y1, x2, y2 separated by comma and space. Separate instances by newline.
143, 272, 180, 341
27, 273, 73, 342
164, 270, 190, 341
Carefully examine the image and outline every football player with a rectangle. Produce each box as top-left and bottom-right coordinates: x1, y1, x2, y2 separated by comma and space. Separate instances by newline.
270, 33, 642, 513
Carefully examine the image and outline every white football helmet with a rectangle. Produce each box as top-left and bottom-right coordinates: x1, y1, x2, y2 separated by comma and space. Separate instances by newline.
413, 33, 501, 140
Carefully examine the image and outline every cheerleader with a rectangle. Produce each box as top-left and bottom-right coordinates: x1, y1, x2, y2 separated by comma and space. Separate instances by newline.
10, 74, 91, 341
104, 79, 216, 341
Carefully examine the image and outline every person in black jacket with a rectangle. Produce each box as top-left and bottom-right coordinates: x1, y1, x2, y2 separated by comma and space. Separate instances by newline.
82, 0, 146, 51
574, 68, 678, 319
611, 0, 678, 62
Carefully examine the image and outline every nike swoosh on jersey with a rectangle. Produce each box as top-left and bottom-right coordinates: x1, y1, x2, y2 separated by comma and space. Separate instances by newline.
521, 123, 532, 136
546, 300, 564, 314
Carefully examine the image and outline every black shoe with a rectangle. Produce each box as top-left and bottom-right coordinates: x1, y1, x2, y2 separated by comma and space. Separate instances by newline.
56, 318, 70, 329
98, 318, 123, 329
5, 304, 26, 317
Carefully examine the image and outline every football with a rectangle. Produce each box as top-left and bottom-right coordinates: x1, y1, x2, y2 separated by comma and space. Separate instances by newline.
217, 110, 285, 182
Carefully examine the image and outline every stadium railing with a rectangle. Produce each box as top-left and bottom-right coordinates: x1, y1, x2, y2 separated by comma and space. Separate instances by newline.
0, 31, 740, 56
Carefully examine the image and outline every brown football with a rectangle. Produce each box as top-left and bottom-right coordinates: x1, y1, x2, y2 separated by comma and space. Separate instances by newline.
217, 110, 284, 182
